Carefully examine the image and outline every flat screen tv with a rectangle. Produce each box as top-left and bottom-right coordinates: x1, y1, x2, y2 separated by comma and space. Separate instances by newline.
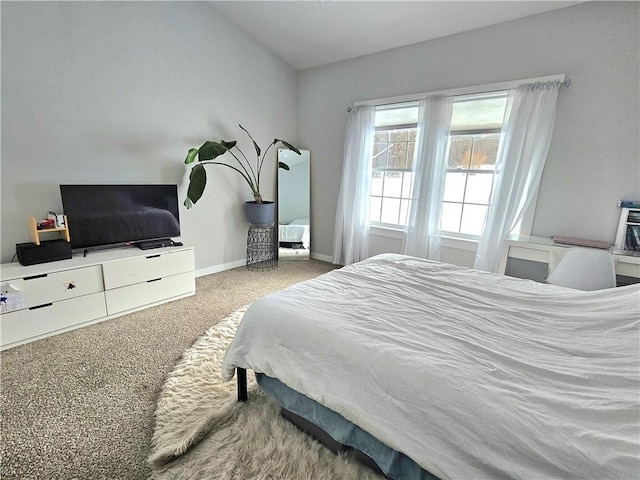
60, 184, 180, 250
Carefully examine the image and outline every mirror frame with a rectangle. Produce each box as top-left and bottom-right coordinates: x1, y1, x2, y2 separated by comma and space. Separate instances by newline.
277, 149, 310, 260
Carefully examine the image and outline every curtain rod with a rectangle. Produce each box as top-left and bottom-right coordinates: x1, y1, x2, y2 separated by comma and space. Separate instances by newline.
346, 76, 571, 112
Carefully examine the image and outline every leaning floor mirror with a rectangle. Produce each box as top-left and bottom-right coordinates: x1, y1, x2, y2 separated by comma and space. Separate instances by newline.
278, 148, 310, 260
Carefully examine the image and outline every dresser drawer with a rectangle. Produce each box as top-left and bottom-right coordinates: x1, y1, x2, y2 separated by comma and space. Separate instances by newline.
3, 265, 104, 310
105, 271, 195, 315
102, 249, 195, 290
0, 292, 107, 347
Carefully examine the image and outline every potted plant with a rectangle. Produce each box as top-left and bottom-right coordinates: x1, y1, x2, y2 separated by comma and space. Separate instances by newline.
183, 124, 301, 226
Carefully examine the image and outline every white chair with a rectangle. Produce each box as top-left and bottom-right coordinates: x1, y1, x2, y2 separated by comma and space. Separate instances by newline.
546, 248, 616, 291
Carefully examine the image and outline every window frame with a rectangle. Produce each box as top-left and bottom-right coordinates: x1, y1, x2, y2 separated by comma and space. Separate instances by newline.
440, 128, 503, 239
369, 104, 507, 239
370, 124, 418, 228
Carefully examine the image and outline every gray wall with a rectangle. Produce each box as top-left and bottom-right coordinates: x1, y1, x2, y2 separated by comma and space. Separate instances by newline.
3, 2, 638, 272
1, 2, 297, 270
298, 1, 640, 261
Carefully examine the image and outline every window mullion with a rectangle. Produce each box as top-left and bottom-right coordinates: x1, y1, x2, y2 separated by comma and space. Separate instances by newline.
457, 138, 473, 233
398, 166, 406, 225
379, 172, 386, 223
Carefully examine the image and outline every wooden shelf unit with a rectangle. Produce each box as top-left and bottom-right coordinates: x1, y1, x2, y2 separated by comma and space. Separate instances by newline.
28, 215, 70, 245
614, 208, 640, 251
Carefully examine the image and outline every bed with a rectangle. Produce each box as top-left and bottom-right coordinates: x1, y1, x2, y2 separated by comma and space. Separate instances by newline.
278, 218, 310, 249
221, 253, 640, 479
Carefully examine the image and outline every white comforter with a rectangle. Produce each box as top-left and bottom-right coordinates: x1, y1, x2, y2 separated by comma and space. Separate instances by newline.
222, 254, 640, 480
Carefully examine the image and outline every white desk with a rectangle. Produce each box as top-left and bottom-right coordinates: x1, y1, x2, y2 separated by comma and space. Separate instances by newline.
498, 235, 640, 279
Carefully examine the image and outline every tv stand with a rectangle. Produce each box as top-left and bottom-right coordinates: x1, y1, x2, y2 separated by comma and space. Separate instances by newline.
135, 238, 174, 250
1, 246, 195, 350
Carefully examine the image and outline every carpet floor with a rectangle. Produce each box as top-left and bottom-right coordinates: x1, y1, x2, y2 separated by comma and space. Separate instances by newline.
0, 259, 336, 480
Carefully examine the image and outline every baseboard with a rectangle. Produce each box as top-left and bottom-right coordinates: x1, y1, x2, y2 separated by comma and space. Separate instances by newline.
310, 251, 333, 263
195, 258, 246, 278
196, 253, 335, 278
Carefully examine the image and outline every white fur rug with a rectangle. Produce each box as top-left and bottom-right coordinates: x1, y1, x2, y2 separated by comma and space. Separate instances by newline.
147, 306, 383, 480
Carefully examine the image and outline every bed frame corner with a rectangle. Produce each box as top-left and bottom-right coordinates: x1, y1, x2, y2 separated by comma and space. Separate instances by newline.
237, 367, 247, 402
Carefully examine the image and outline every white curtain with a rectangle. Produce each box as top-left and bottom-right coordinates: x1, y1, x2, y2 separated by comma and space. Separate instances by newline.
333, 105, 375, 265
474, 80, 562, 272
402, 95, 453, 260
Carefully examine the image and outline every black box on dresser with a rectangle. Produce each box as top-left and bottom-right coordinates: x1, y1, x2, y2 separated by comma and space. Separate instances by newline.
16, 239, 72, 266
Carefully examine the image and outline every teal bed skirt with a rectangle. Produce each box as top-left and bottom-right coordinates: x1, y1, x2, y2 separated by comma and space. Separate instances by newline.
256, 373, 439, 480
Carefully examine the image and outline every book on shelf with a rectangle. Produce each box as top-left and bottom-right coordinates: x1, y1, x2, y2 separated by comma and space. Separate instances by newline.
627, 211, 640, 223
618, 200, 640, 209
625, 225, 640, 251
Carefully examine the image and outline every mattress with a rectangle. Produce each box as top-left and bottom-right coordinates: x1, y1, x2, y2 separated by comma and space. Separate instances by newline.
278, 218, 310, 248
222, 253, 640, 480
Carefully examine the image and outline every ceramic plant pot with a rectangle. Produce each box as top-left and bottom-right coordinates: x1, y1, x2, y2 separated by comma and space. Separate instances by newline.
245, 201, 275, 226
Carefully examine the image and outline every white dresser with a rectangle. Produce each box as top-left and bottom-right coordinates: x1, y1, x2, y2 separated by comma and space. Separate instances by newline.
0, 246, 195, 350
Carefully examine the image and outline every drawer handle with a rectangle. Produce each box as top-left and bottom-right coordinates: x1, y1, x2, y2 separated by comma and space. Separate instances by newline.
146, 255, 161, 259
24, 274, 48, 281
147, 278, 162, 283
29, 303, 53, 310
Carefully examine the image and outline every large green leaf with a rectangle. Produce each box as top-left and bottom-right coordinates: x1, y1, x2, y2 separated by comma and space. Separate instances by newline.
198, 141, 234, 161
220, 140, 237, 151
185, 164, 207, 208
275, 139, 301, 155
184, 148, 199, 165
251, 140, 260, 158
239, 124, 261, 158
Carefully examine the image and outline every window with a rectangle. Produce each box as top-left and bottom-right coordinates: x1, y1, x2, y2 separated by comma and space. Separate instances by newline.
442, 132, 499, 235
369, 94, 507, 238
369, 104, 418, 226
370, 126, 417, 226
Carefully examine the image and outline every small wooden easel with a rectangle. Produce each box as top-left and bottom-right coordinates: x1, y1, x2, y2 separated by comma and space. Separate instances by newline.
28, 216, 70, 246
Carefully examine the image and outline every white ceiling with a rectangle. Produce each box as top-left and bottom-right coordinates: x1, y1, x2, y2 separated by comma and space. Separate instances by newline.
211, 1, 583, 70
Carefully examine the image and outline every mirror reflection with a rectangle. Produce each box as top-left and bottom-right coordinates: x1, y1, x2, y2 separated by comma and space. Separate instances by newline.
278, 149, 310, 260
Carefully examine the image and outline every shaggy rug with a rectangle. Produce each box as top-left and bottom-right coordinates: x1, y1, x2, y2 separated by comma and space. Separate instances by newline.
147, 306, 383, 480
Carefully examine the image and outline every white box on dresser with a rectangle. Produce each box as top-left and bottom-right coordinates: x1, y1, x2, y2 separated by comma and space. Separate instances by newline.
0, 246, 195, 350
